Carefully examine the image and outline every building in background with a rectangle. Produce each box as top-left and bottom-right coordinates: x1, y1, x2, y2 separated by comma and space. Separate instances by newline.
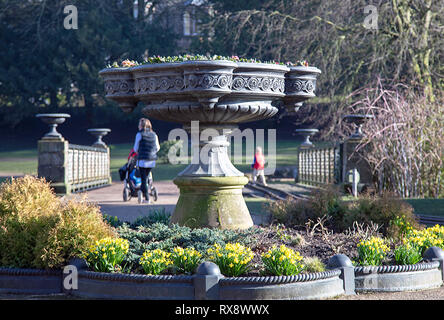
132, 0, 210, 51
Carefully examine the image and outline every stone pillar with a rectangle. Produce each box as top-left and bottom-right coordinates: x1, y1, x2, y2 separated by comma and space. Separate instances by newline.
38, 137, 70, 195
193, 262, 223, 300
341, 139, 373, 189
423, 247, 444, 281
327, 254, 355, 295
87, 129, 113, 186
171, 123, 253, 230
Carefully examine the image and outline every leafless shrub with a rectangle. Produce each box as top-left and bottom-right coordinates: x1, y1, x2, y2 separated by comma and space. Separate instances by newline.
346, 79, 444, 198
305, 215, 333, 238
345, 221, 382, 240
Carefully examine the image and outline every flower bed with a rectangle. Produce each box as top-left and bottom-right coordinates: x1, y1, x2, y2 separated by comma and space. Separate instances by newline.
107, 54, 310, 68
1, 177, 443, 298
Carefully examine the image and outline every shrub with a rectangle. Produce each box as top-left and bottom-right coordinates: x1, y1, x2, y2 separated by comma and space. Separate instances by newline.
350, 194, 420, 238
266, 186, 348, 231
85, 238, 129, 272
267, 186, 419, 238
303, 257, 326, 273
207, 243, 254, 277
171, 247, 202, 274
103, 214, 124, 228
356, 236, 390, 266
393, 243, 422, 265
38, 199, 116, 268
261, 245, 304, 276
130, 209, 171, 228
139, 249, 173, 275
0, 176, 116, 269
156, 140, 183, 164
116, 223, 260, 269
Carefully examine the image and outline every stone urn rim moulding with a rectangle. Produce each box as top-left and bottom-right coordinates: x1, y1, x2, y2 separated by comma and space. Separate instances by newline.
99, 58, 322, 230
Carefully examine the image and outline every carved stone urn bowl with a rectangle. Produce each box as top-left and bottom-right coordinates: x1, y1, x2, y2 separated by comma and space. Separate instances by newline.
36, 113, 71, 140
294, 128, 319, 148
87, 128, 111, 148
343, 114, 374, 140
100, 60, 320, 229
283, 66, 321, 113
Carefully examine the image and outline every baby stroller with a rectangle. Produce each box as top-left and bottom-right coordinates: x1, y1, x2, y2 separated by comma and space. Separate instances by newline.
119, 153, 158, 204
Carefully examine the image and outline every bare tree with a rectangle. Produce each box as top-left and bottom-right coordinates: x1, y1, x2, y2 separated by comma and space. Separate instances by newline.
200, 0, 444, 138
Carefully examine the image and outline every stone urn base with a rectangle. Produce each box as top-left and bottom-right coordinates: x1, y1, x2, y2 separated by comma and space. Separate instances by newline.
171, 176, 253, 229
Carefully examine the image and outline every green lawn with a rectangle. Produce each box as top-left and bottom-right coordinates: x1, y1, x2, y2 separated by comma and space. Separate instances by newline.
0, 139, 302, 182
2, 141, 442, 218
405, 199, 444, 217
245, 197, 271, 215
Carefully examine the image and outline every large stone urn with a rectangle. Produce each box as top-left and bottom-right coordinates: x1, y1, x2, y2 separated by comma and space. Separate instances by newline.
99, 60, 321, 229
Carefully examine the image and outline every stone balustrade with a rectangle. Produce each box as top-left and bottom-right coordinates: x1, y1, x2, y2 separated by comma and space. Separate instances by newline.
36, 114, 111, 195
297, 144, 340, 186
67, 144, 111, 193
296, 140, 372, 189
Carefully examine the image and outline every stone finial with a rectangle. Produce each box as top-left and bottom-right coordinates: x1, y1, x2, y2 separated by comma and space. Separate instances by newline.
194, 261, 223, 300
196, 261, 221, 276
327, 254, 353, 269
424, 246, 444, 261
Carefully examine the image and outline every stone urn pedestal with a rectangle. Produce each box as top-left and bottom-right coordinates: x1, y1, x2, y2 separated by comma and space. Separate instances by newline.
87, 128, 111, 148
343, 114, 374, 141
100, 59, 321, 229
294, 128, 319, 149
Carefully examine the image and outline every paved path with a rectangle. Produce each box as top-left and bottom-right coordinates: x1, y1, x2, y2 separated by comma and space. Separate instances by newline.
68, 180, 269, 225
67, 181, 179, 223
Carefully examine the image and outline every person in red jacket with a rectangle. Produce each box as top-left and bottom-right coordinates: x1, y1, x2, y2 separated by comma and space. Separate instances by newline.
252, 146, 267, 186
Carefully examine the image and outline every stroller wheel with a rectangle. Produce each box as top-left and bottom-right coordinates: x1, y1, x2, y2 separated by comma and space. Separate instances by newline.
137, 190, 143, 204
152, 187, 158, 202
123, 187, 130, 202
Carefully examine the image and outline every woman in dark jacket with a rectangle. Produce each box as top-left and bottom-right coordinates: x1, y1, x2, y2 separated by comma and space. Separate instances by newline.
133, 118, 160, 203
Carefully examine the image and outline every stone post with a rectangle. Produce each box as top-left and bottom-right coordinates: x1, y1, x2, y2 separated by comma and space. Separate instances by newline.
327, 254, 355, 295
423, 247, 444, 282
36, 113, 71, 195
340, 140, 372, 189
193, 261, 223, 300
38, 137, 70, 195
87, 128, 112, 186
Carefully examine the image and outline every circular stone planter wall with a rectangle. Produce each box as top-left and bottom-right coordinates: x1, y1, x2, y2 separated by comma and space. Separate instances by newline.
354, 261, 442, 293
67, 267, 344, 300
0, 268, 62, 295
72, 271, 195, 300
218, 270, 343, 300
